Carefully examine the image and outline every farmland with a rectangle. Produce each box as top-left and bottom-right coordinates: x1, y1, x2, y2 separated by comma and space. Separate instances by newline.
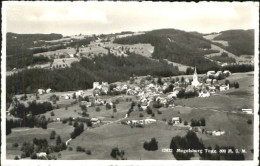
6, 70, 255, 160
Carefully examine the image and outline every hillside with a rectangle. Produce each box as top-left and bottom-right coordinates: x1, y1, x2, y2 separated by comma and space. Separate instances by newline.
114, 29, 220, 72
213, 29, 254, 56
6, 33, 94, 70
6, 53, 180, 100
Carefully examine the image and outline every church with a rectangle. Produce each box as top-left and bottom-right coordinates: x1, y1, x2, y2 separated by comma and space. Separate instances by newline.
191, 67, 200, 87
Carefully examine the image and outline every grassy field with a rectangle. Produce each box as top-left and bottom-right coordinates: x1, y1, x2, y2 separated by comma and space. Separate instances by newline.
6, 121, 74, 159
59, 122, 187, 160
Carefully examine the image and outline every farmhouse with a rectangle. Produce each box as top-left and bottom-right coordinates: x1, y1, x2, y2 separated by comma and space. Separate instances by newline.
199, 91, 210, 98
36, 152, 47, 159
46, 88, 52, 93
219, 84, 229, 91
171, 117, 180, 125
38, 89, 45, 95
242, 109, 253, 114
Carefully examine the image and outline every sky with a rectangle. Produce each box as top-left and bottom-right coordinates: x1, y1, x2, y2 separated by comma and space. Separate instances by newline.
4, 1, 258, 36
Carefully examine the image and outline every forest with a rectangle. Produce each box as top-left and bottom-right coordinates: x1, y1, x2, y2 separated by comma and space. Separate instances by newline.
114, 29, 220, 72
213, 29, 254, 56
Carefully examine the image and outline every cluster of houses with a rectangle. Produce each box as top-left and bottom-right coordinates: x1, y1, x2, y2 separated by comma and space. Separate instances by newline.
38, 88, 52, 95
122, 118, 157, 127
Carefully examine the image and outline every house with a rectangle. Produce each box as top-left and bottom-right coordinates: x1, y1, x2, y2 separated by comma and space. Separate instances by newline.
199, 91, 210, 98
46, 88, 52, 93
206, 79, 212, 84
242, 109, 253, 114
223, 70, 231, 76
38, 89, 45, 95
144, 119, 156, 124
36, 152, 47, 158
212, 131, 225, 136
93, 82, 101, 89
220, 84, 229, 91
207, 71, 215, 77
172, 117, 180, 125
90, 118, 101, 124
208, 86, 216, 93
75, 90, 84, 97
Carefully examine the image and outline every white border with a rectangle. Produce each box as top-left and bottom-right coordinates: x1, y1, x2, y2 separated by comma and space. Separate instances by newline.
1, 1, 259, 166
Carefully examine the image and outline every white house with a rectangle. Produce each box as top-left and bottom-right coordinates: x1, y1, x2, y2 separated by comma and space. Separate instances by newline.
199, 91, 210, 98
144, 119, 156, 124
220, 84, 229, 91
36, 152, 47, 158
207, 71, 216, 77
75, 90, 84, 97
38, 89, 45, 95
46, 88, 52, 93
223, 70, 231, 76
93, 82, 101, 89
172, 117, 180, 125
242, 109, 253, 114
212, 131, 225, 136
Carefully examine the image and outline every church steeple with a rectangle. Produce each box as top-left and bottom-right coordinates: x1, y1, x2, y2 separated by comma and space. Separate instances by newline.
192, 66, 200, 87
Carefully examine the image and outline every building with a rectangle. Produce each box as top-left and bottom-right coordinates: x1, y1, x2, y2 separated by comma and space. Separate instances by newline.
172, 117, 180, 125
242, 109, 253, 114
191, 67, 200, 87
38, 89, 45, 95
220, 84, 229, 91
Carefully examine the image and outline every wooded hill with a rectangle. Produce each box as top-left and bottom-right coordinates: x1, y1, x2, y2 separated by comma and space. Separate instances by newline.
213, 29, 254, 56
114, 29, 220, 72
6, 53, 180, 101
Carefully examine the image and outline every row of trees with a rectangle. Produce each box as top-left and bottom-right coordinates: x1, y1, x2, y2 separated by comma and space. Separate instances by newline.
20, 136, 66, 159
10, 100, 53, 118
70, 121, 84, 139
190, 118, 206, 127
6, 115, 48, 135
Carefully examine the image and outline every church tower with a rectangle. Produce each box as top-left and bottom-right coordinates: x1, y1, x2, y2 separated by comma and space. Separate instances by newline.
192, 66, 200, 87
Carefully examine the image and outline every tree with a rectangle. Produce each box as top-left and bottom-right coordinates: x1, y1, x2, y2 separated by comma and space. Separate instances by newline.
56, 135, 62, 145
181, 77, 185, 82
157, 77, 163, 85
234, 82, 239, 88
200, 118, 206, 126
50, 131, 56, 139
143, 138, 158, 151
96, 107, 101, 112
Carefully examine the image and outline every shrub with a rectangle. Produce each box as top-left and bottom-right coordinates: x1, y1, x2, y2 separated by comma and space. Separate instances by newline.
157, 110, 162, 114
139, 113, 144, 117
76, 146, 85, 152
62, 119, 67, 124
234, 82, 240, 88
14, 156, 19, 160
30, 153, 37, 159
146, 107, 153, 114
96, 107, 101, 112
143, 138, 158, 151
68, 147, 73, 151
50, 131, 56, 139
247, 119, 252, 125
86, 150, 91, 155
51, 111, 55, 116
184, 121, 188, 125
13, 143, 19, 148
